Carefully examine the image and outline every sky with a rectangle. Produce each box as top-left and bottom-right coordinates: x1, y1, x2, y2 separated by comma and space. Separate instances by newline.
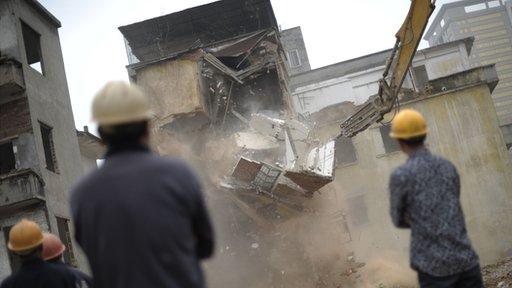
38, 0, 461, 131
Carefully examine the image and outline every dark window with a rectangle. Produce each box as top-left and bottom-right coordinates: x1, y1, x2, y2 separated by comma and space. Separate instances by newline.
379, 125, 401, 154
413, 65, 429, 92
0, 141, 16, 174
20, 21, 44, 74
3, 226, 22, 272
335, 136, 357, 166
348, 195, 369, 227
40, 122, 58, 172
56, 217, 77, 266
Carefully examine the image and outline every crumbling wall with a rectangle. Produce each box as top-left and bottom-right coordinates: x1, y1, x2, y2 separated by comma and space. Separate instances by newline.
135, 57, 207, 121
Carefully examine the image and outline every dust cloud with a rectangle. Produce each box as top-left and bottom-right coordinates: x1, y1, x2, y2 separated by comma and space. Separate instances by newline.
150, 125, 414, 288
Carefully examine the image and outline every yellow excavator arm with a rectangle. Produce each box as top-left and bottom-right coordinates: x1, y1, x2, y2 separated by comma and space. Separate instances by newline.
340, 0, 436, 138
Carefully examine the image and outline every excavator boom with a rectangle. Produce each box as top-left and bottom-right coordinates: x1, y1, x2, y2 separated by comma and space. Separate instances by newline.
340, 0, 436, 138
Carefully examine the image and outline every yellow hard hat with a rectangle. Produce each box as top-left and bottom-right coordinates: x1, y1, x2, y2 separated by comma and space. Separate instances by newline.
8, 219, 44, 253
389, 109, 427, 140
92, 81, 152, 126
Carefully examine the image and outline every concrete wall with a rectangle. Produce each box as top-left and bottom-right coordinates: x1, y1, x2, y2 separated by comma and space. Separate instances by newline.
292, 41, 471, 115
318, 82, 512, 276
0, 0, 22, 60
0, 0, 88, 273
280, 27, 311, 76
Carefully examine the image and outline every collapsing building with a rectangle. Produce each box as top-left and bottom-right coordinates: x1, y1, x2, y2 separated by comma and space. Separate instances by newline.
119, 0, 335, 221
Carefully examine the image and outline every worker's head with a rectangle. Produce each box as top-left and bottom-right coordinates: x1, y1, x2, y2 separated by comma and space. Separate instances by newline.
8, 219, 44, 258
92, 81, 152, 147
390, 109, 427, 155
41, 232, 66, 263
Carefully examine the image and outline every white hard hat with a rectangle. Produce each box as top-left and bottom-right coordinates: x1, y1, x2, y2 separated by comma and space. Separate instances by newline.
92, 81, 152, 126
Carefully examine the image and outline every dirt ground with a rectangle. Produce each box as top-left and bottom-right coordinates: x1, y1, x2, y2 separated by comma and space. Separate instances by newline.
483, 257, 512, 287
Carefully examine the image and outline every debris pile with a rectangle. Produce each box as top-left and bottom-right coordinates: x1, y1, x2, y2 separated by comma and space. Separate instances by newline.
483, 257, 512, 287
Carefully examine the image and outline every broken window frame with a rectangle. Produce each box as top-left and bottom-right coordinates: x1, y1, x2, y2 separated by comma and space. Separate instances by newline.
379, 124, 401, 154
0, 139, 17, 175
252, 163, 281, 191
56, 217, 77, 267
39, 122, 58, 173
286, 49, 301, 68
20, 20, 45, 75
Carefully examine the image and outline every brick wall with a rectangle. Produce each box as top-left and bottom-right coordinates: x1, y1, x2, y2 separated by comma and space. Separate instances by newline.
0, 98, 32, 140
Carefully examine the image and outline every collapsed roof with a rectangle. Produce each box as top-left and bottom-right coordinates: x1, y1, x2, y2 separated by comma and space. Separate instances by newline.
119, 0, 279, 63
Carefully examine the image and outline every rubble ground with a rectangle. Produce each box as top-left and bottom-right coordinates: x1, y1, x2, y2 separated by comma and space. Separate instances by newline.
483, 257, 512, 287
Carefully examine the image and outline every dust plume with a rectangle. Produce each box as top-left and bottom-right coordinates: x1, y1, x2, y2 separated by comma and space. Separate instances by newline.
150, 125, 358, 288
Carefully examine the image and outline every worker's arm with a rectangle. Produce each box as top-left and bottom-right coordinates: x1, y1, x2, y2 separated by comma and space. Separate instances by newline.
389, 168, 411, 229
187, 168, 215, 260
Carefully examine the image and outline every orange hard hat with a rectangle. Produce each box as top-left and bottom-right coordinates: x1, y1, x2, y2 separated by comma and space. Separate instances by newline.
8, 219, 44, 253
42, 232, 66, 261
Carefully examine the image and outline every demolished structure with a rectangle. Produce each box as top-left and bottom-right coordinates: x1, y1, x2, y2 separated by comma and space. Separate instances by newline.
119, 0, 335, 222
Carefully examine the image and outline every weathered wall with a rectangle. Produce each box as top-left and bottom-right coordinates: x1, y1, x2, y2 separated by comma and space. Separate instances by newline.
322, 83, 512, 278
0, 0, 89, 272
0, 98, 31, 140
135, 58, 206, 121
0, 0, 21, 60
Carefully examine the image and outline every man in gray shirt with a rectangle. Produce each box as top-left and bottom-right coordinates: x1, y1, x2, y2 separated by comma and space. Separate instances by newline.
71, 81, 214, 288
388, 109, 482, 288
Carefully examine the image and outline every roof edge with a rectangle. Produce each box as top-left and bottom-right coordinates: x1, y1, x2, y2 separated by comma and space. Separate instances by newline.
25, 0, 61, 28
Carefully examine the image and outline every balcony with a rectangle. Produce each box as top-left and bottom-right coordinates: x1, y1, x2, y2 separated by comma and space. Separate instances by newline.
0, 58, 25, 101
0, 169, 45, 213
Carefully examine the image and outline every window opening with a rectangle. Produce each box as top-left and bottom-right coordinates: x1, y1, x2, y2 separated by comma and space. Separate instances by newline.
379, 125, 401, 154
0, 141, 16, 174
464, 3, 487, 13
488, 0, 501, 7
56, 217, 77, 266
287, 49, 301, 68
413, 65, 429, 92
40, 122, 58, 172
20, 21, 44, 74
